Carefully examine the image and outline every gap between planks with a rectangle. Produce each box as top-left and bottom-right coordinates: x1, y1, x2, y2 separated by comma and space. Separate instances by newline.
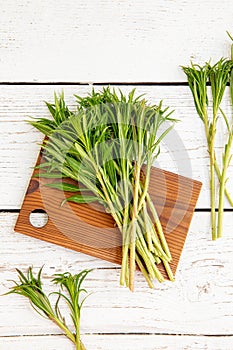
1, 334, 233, 350
0, 82, 227, 86
1, 332, 233, 338
0, 82, 190, 86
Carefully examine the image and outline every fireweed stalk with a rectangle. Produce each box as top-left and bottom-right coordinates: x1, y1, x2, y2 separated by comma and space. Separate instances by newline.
6, 267, 91, 350
217, 34, 233, 237
30, 88, 176, 291
183, 48, 233, 239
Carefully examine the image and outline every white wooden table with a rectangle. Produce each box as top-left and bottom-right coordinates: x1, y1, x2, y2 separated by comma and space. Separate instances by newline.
0, 1, 233, 349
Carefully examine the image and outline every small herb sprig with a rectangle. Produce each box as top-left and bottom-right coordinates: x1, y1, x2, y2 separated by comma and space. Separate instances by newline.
182, 37, 233, 239
6, 267, 91, 350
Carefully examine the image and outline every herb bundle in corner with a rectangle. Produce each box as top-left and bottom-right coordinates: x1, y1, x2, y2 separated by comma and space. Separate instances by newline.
182, 34, 233, 239
30, 88, 176, 291
6, 267, 91, 350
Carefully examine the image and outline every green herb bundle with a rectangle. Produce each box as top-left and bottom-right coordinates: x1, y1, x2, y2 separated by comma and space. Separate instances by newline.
6, 267, 90, 350
182, 37, 233, 239
30, 88, 176, 290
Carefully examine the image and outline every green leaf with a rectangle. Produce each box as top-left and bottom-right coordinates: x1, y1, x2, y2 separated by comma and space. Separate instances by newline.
29, 121, 53, 136
61, 194, 99, 206
44, 182, 81, 192
45, 101, 56, 118
75, 142, 88, 159
34, 172, 64, 179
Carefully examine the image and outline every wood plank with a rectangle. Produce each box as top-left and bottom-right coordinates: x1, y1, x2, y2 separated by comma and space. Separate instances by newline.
0, 334, 233, 350
1, 85, 232, 209
0, 1, 232, 82
1, 213, 233, 335
14, 150, 201, 279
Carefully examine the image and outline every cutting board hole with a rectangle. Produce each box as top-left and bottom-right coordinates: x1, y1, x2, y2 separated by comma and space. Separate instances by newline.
29, 209, 48, 228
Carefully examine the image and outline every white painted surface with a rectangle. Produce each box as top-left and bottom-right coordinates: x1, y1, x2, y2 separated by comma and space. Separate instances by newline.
1, 334, 233, 350
0, 213, 233, 339
0, 0, 233, 82
1, 1, 233, 349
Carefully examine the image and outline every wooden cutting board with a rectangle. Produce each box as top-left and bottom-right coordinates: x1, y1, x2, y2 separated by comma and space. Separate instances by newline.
15, 151, 202, 279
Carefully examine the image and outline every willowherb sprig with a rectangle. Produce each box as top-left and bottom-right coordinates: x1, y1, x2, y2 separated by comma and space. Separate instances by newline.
30, 88, 176, 291
6, 267, 91, 350
182, 38, 233, 239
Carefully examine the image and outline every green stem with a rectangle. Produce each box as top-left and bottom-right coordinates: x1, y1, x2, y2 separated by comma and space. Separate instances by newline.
53, 314, 84, 349
217, 176, 225, 238
137, 182, 170, 261
51, 317, 76, 344
214, 160, 233, 207
136, 237, 156, 280
137, 159, 152, 212
120, 160, 130, 286
137, 211, 173, 282
80, 341, 87, 350
96, 171, 122, 228
96, 172, 132, 286
146, 193, 172, 260
136, 225, 164, 282
210, 147, 217, 240
204, 118, 217, 240
162, 259, 175, 281
129, 162, 141, 291
217, 137, 233, 238
75, 317, 81, 350
76, 339, 86, 350
135, 253, 154, 289
129, 232, 136, 291
88, 154, 123, 229
142, 203, 153, 252
120, 241, 129, 286
137, 213, 169, 262
210, 108, 217, 240
76, 340, 81, 350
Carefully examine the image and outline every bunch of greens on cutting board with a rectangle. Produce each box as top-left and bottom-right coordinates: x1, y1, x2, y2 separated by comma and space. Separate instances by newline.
6, 267, 90, 350
29, 88, 176, 291
182, 34, 233, 240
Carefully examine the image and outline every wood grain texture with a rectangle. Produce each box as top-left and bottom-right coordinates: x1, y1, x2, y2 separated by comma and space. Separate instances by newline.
14, 147, 201, 279
0, 85, 232, 210
1, 213, 233, 336
1, 334, 233, 350
0, 0, 232, 82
